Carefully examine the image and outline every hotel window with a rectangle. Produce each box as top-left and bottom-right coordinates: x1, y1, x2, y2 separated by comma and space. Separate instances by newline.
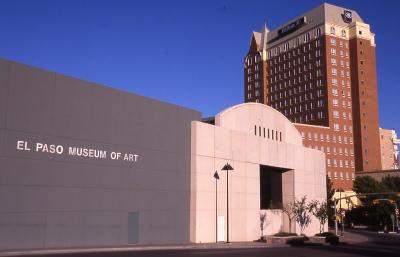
331, 58, 337, 65
340, 50, 344, 56
344, 137, 348, 144
345, 172, 349, 180
314, 133, 318, 141
332, 89, 338, 96
332, 78, 338, 86
327, 147, 330, 154
340, 70, 344, 77
316, 27, 321, 37
341, 30, 346, 38
255, 54, 261, 63
320, 134, 324, 141
333, 123, 340, 131
284, 42, 289, 51
326, 135, 330, 142
333, 146, 337, 154
340, 160, 343, 168
334, 171, 338, 178
334, 159, 337, 167
351, 161, 354, 168
340, 172, 343, 179
331, 48, 336, 56
346, 71, 350, 78
330, 38, 336, 45
342, 112, 347, 119
333, 110, 339, 118
328, 171, 331, 178
338, 136, 342, 143
327, 159, 331, 166
301, 132, 305, 139
303, 33, 310, 42
330, 27, 335, 35
331, 68, 337, 76
343, 125, 347, 131
344, 148, 348, 155
333, 99, 338, 106
352, 172, 355, 180
349, 112, 352, 120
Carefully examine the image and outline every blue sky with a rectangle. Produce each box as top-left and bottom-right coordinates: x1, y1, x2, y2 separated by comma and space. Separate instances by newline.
0, 0, 398, 133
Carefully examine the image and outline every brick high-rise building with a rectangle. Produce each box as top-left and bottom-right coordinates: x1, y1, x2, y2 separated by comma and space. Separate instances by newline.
243, 3, 381, 190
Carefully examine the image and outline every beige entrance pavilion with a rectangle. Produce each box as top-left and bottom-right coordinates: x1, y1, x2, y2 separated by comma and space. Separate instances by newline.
190, 103, 327, 242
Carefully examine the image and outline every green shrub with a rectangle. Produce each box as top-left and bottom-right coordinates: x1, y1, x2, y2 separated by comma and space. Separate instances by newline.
315, 232, 335, 237
273, 232, 298, 237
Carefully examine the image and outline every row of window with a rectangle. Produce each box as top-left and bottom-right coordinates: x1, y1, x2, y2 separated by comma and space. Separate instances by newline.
331, 68, 351, 78
270, 58, 323, 75
330, 48, 349, 59
268, 26, 350, 60
331, 78, 351, 88
330, 38, 349, 48
329, 26, 348, 38
327, 158, 354, 168
307, 143, 355, 157
269, 41, 322, 64
268, 30, 322, 58
328, 171, 355, 180
245, 54, 261, 67
330, 58, 350, 68
303, 132, 353, 144
270, 81, 322, 94
333, 98, 353, 109
332, 88, 351, 99
254, 125, 282, 141
332, 111, 353, 121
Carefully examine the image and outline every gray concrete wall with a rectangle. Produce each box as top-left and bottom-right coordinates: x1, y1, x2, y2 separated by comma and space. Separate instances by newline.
0, 58, 201, 250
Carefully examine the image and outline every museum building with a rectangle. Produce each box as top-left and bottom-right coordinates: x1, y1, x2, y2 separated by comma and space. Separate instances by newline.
0, 58, 326, 250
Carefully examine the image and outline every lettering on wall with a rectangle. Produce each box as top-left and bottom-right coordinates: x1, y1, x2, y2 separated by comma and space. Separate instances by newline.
16, 140, 139, 163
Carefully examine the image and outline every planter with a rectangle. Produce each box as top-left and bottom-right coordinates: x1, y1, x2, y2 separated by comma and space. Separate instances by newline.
310, 235, 339, 245
268, 236, 305, 246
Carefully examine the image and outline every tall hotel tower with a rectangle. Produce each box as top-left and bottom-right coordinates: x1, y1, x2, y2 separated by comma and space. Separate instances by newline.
244, 3, 381, 189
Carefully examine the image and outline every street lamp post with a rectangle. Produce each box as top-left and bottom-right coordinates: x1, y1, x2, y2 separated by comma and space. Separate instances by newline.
213, 171, 220, 243
222, 162, 234, 243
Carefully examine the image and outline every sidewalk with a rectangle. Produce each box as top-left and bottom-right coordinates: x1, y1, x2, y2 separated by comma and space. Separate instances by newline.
0, 242, 273, 257
0, 230, 370, 257
336, 230, 369, 244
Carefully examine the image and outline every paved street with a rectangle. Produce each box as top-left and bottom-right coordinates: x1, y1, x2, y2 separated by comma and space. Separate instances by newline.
1, 229, 400, 257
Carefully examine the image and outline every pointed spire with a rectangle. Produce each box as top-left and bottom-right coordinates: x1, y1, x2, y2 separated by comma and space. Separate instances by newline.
261, 22, 269, 34
260, 22, 269, 51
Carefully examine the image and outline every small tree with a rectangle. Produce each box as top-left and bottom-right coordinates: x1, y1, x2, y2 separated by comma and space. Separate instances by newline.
326, 176, 335, 226
282, 202, 296, 233
309, 200, 328, 234
260, 212, 267, 239
293, 196, 312, 235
